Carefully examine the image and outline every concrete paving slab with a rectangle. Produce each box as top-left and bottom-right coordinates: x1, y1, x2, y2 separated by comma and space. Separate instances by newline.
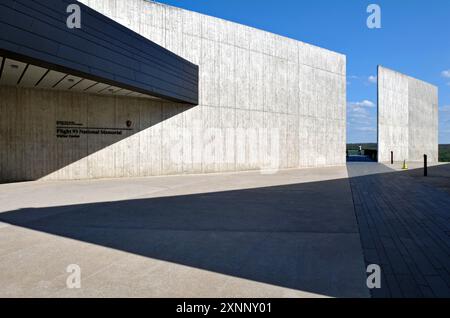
0, 166, 370, 298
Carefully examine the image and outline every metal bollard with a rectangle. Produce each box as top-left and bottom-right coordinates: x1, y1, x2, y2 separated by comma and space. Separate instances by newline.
424, 154, 428, 177
391, 151, 393, 165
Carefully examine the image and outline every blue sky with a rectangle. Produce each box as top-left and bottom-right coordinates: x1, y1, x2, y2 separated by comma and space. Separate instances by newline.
158, 0, 450, 144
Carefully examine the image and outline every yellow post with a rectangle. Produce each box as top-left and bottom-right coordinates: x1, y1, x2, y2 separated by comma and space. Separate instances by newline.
402, 160, 408, 170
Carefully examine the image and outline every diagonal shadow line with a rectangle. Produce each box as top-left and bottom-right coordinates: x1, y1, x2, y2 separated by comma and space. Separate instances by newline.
0, 170, 373, 297
6, 162, 445, 296
0, 85, 193, 184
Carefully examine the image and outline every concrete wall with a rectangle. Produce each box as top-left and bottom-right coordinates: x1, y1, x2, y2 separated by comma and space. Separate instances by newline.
0, 86, 186, 182
0, 0, 346, 182
378, 66, 438, 163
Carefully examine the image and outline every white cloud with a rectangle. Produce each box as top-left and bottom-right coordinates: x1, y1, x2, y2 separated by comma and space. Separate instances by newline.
347, 75, 377, 85
350, 112, 370, 118
347, 106, 369, 118
349, 117, 371, 125
368, 75, 377, 84
440, 105, 450, 112
347, 101, 376, 132
347, 106, 374, 127
352, 107, 368, 114
441, 70, 450, 78
356, 127, 376, 132
348, 100, 375, 108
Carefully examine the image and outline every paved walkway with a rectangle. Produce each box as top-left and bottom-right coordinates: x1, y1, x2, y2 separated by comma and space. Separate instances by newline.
0, 167, 369, 298
348, 162, 450, 298
1, 163, 449, 298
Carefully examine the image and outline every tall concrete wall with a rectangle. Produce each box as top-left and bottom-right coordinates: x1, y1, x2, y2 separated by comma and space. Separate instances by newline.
0, 86, 176, 182
378, 66, 438, 163
0, 0, 346, 182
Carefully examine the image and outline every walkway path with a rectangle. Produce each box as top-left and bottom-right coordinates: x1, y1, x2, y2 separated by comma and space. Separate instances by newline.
0, 166, 369, 298
1, 162, 448, 298
348, 162, 450, 297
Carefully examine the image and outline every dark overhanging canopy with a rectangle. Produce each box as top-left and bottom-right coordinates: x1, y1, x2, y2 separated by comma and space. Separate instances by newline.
0, 0, 199, 104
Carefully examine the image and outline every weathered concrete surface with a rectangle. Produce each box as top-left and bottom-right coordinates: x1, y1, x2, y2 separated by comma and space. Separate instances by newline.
0, 0, 346, 182
0, 166, 369, 298
348, 162, 450, 298
378, 66, 438, 163
0, 86, 190, 182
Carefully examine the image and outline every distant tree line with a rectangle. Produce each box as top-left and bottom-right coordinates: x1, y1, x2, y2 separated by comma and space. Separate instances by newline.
346, 144, 450, 162
440, 144, 450, 162
346, 143, 377, 151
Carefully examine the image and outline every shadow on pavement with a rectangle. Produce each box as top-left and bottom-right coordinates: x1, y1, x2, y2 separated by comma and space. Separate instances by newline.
0, 176, 367, 298
347, 163, 450, 298
1, 163, 449, 297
